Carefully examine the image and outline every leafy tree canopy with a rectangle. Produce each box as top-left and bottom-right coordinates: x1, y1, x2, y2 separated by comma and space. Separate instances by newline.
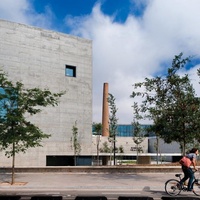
131, 53, 200, 154
0, 69, 65, 157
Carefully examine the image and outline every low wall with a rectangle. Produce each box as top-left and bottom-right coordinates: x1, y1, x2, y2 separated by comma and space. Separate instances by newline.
0, 165, 182, 173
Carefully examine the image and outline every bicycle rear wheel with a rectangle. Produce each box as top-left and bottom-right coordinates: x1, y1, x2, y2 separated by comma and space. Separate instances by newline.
192, 180, 200, 196
165, 179, 181, 196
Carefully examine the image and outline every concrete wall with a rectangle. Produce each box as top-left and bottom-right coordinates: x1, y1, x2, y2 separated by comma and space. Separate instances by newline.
148, 138, 181, 154
148, 137, 181, 162
91, 136, 148, 155
0, 19, 92, 167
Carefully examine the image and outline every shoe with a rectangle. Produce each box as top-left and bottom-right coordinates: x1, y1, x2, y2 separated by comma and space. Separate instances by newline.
187, 189, 194, 192
177, 183, 182, 189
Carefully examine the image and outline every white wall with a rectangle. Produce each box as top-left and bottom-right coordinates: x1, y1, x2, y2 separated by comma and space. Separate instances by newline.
0, 20, 92, 166
92, 136, 148, 155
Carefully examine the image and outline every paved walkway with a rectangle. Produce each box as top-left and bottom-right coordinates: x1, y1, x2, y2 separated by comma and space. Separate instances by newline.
0, 172, 199, 199
0, 173, 165, 189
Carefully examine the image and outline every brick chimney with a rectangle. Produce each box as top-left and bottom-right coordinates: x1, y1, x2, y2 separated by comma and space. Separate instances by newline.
102, 83, 109, 136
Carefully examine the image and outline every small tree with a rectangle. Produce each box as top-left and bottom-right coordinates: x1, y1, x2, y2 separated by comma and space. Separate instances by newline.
108, 93, 118, 165
100, 142, 124, 165
93, 122, 102, 165
117, 145, 124, 165
132, 102, 144, 164
71, 121, 81, 166
0, 69, 65, 184
100, 141, 111, 153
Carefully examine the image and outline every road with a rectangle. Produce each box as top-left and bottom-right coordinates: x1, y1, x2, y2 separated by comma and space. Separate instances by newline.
0, 172, 199, 199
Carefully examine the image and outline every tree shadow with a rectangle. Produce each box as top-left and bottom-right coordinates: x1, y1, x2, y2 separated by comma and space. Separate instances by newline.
0, 173, 11, 183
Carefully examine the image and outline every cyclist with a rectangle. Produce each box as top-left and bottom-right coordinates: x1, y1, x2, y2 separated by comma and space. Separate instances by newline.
179, 148, 199, 192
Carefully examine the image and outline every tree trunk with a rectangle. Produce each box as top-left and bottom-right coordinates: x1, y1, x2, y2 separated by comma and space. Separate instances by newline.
11, 142, 15, 185
97, 134, 100, 165
156, 137, 159, 165
136, 144, 139, 164
113, 135, 116, 165
74, 155, 76, 166
183, 141, 186, 155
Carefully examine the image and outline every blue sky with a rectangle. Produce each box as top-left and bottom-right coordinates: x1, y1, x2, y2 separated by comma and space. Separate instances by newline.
30, 0, 145, 29
24, 0, 147, 33
0, 0, 200, 124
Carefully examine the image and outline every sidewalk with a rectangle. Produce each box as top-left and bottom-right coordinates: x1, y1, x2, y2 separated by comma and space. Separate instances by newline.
0, 172, 166, 189
0, 172, 199, 200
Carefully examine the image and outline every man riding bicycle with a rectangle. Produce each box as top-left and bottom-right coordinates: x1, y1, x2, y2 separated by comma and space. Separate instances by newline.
179, 148, 199, 192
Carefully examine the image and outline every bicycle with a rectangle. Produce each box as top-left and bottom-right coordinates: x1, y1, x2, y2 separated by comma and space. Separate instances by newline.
165, 171, 200, 196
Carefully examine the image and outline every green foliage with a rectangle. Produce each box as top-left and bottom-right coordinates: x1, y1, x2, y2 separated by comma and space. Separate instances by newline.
0, 69, 65, 184
108, 93, 118, 138
92, 122, 102, 135
92, 122, 102, 165
118, 145, 124, 153
132, 102, 144, 156
99, 141, 124, 153
131, 53, 200, 154
108, 93, 118, 165
71, 121, 81, 156
0, 69, 65, 157
100, 141, 111, 153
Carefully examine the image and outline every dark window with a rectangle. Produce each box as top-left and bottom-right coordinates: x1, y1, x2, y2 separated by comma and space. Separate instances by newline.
46, 156, 74, 166
46, 155, 92, 166
65, 65, 76, 77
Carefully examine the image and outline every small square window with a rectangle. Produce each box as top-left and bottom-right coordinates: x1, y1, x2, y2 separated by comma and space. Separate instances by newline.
65, 65, 76, 77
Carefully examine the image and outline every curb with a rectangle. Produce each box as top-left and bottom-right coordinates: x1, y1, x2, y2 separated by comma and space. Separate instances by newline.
0, 166, 182, 173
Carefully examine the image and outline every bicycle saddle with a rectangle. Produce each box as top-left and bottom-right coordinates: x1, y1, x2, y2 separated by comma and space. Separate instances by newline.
175, 174, 182, 177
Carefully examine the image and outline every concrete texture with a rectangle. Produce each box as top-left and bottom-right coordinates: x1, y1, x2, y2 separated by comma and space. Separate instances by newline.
0, 19, 92, 167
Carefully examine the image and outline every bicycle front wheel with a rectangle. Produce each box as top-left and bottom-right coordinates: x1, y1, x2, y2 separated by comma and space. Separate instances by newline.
165, 179, 181, 196
192, 180, 200, 196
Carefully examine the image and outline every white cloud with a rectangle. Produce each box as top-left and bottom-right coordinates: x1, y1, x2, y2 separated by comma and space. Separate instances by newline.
0, 0, 54, 29
142, 0, 200, 56
0, 0, 31, 23
1, 0, 200, 124
66, 0, 200, 124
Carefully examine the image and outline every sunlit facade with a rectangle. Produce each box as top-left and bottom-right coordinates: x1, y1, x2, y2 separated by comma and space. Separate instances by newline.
0, 19, 92, 167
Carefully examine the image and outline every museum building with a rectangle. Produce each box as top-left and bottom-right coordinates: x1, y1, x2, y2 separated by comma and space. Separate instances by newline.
0, 19, 93, 166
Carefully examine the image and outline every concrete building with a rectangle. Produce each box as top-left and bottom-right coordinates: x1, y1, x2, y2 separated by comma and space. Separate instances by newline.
0, 19, 93, 166
0, 19, 177, 167
91, 135, 149, 165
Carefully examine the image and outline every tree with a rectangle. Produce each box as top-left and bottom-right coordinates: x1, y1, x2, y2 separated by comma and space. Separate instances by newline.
71, 121, 81, 166
131, 53, 200, 155
108, 93, 118, 165
132, 102, 144, 163
100, 141, 111, 153
0, 69, 65, 184
92, 122, 102, 165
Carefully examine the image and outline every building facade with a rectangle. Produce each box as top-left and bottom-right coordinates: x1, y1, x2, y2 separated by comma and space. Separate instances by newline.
0, 20, 179, 167
0, 19, 93, 166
